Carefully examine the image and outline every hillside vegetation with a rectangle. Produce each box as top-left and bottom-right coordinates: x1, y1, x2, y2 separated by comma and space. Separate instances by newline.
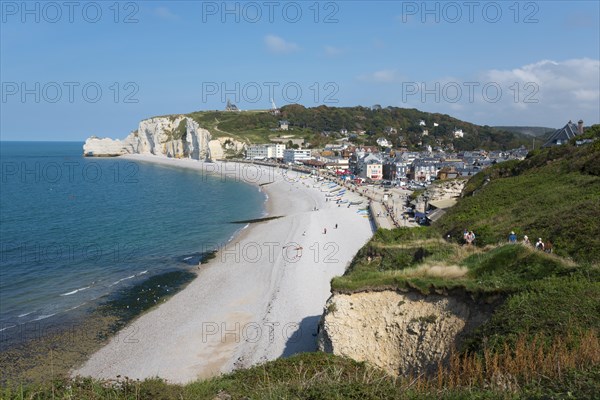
182, 105, 531, 151
493, 126, 555, 138
438, 125, 600, 263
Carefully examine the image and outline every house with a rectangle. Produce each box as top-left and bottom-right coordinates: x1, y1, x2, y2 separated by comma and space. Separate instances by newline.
422, 129, 429, 136
340, 128, 348, 135
411, 160, 439, 182
279, 120, 289, 131
453, 128, 464, 138
419, 120, 426, 126
376, 137, 391, 147
542, 120, 583, 147
383, 158, 410, 181
366, 161, 383, 180
355, 153, 382, 178
324, 157, 350, 170
385, 126, 398, 135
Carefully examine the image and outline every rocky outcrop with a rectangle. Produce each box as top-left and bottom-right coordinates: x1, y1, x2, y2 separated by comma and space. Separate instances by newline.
317, 290, 492, 377
83, 116, 211, 160
208, 136, 246, 160
427, 179, 466, 200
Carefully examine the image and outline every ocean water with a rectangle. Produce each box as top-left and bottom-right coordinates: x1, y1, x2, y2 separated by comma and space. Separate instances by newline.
0, 142, 265, 333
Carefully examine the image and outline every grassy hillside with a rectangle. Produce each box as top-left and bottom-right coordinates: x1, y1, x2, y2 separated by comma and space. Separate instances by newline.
179, 105, 532, 151
437, 126, 600, 263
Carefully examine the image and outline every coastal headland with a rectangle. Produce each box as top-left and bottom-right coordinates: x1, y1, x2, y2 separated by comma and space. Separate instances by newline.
74, 154, 374, 383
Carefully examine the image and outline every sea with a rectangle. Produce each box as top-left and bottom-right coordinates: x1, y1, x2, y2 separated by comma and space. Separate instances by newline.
0, 141, 266, 346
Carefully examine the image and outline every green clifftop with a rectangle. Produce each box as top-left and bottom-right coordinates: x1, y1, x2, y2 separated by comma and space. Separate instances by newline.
179, 105, 532, 151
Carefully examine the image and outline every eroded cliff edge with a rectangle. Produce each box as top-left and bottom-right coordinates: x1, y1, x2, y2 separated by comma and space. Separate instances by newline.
83, 116, 212, 160
317, 289, 499, 377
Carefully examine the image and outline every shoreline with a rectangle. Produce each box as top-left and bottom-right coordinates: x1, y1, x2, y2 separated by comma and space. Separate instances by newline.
73, 154, 375, 383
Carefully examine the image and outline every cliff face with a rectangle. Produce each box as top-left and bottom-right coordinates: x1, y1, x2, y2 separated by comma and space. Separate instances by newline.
318, 290, 492, 377
83, 116, 211, 160
208, 136, 246, 160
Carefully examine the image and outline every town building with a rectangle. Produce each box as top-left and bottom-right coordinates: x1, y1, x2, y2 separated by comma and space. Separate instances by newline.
279, 120, 289, 131
543, 120, 583, 147
246, 144, 285, 160
283, 148, 312, 164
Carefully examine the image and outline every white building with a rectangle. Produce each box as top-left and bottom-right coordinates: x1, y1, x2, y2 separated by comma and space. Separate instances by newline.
246, 144, 285, 160
453, 129, 464, 138
419, 120, 426, 126
376, 137, 391, 147
283, 149, 312, 164
322, 157, 349, 169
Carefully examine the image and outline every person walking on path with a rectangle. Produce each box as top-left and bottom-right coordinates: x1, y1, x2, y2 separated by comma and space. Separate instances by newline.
523, 235, 530, 245
508, 231, 517, 243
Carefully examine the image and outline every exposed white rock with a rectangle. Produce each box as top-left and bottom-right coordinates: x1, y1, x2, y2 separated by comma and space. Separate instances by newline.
318, 290, 490, 376
208, 136, 246, 160
83, 116, 211, 160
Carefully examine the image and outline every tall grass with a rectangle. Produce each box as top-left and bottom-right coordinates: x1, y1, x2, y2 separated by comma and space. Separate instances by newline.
3, 334, 599, 400
423, 330, 600, 392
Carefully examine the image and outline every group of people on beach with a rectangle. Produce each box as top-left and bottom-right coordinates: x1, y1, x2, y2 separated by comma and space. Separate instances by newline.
508, 231, 553, 253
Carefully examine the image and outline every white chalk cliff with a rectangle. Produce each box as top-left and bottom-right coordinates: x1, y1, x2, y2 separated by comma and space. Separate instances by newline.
318, 290, 492, 377
84, 116, 212, 160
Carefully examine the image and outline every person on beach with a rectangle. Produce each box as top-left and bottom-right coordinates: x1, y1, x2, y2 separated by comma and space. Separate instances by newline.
324, 228, 327, 234
335, 223, 338, 229
508, 231, 517, 243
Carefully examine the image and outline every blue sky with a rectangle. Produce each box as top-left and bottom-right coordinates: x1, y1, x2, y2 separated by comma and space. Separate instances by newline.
1, 0, 599, 140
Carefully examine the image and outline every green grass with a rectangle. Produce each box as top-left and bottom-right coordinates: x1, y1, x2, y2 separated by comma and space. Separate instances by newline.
331, 227, 590, 295
437, 137, 600, 262
4, 352, 599, 399
463, 276, 600, 352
